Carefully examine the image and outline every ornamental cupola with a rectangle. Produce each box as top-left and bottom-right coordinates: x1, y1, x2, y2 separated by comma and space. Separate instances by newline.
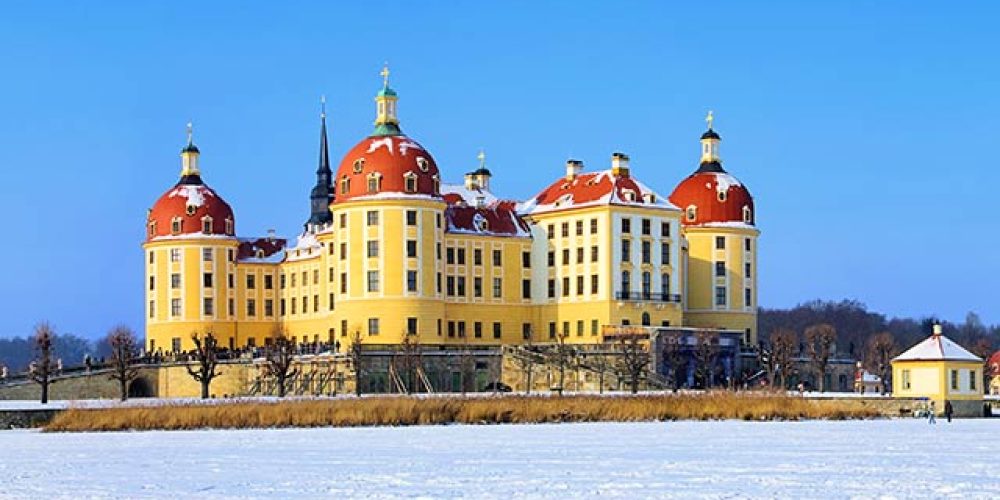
373, 64, 401, 136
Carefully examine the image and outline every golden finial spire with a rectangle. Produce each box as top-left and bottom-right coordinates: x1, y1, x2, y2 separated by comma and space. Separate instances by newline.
477, 149, 486, 168
706, 110, 714, 130
380, 62, 390, 87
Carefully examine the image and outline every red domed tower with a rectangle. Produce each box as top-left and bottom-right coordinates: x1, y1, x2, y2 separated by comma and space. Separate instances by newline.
143, 124, 239, 353
669, 112, 760, 346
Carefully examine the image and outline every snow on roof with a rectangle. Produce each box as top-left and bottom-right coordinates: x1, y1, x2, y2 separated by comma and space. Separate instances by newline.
168, 184, 213, 208
440, 182, 499, 206
893, 334, 983, 362
519, 169, 678, 216
237, 237, 287, 264
446, 203, 531, 238
284, 231, 322, 262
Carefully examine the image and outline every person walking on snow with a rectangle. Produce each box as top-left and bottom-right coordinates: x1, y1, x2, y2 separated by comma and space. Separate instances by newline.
928, 401, 937, 424
944, 400, 953, 423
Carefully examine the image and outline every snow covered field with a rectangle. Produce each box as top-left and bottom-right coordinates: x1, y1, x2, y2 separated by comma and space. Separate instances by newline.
1, 419, 997, 498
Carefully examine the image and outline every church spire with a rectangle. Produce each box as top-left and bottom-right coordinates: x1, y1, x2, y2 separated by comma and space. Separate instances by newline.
373, 63, 402, 136
179, 121, 202, 182
307, 98, 334, 228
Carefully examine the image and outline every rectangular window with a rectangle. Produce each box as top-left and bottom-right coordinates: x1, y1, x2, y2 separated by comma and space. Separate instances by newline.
437, 272, 442, 294
203, 272, 213, 288
171, 337, 181, 352
171, 273, 181, 289
621, 239, 631, 262
970, 370, 977, 391
474, 277, 483, 298
474, 248, 482, 266
148, 276, 155, 290
407, 270, 418, 292
548, 322, 556, 339
562, 321, 569, 337
522, 323, 532, 340
291, 297, 297, 314
745, 237, 751, 252
170, 298, 181, 317
548, 279, 556, 298
522, 279, 531, 299
247, 298, 256, 317
474, 321, 482, 338
340, 272, 347, 294
280, 273, 286, 289
902, 369, 911, 390
715, 286, 727, 306
591, 246, 598, 262
577, 320, 584, 337
621, 217, 631, 234
406, 210, 417, 226
264, 275, 273, 289
340, 243, 347, 260
148, 300, 155, 318
457, 248, 466, 265
280, 299, 286, 316
367, 211, 379, 226
339, 213, 346, 228
492, 277, 502, 298
203, 298, 213, 316
641, 241, 651, 264
406, 240, 417, 258
590, 218, 598, 234
715, 262, 726, 277
745, 288, 752, 307
591, 274, 599, 294
661, 243, 670, 265
562, 249, 569, 265
329, 267, 335, 283
492, 249, 502, 266
448, 321, 456, 338
341, 319, 348, 338
291, 273, 296, 287
576, 276, 584, 296
446, 247, 455, 264
368, 318, 380, 336
313, 294, 319, 312
313, 270, 319, 285
202, 248, 213, 262
950, 370, 958, 390
265, 299, 274, 317
575, 220, 583, 236
661, 222, 670, 237
148, 251, 154, 264
547, 224, 554, 239
328, 293, 334, 311
367, 271, 379, 292
302, 296, 308, 313
562, 277, 570, 297
458, 321, 466, 338
576, 247, 584, 264
247, 274, 256, 289
457, 277, 466, 296
561, 222, 569, 237
715, 236, 726, 249
641, 218, 651, 235
437, 243, 441, 260
522, 251, 531, 268
407, 317, 418, 335
367, 240, 379, 258
493, 322, 502, 339
591, 319, 599, 336
547, 251, 555, 267
170, 248, 181, 262
745, 262, 751, 279
447, 276, 455, 296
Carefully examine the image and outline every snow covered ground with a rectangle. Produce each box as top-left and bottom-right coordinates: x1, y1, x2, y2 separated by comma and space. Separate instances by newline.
0, 419, 997, 498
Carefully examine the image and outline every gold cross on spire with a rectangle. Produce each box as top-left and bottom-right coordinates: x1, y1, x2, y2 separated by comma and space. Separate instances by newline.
706, 110, 714, 130
477, 149, 486, 168
380, 63, 390, 87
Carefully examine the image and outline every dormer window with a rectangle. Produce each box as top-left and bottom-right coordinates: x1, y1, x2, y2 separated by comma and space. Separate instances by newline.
742, 205, 752, 223
201, 216, 213, 234
403, 172, 418, 193
416, 157, 429, 172
621, 189, 636, 202
185, 204, 196, 216
225, 218, 234, 235
685, 205, 697, 222
148, 221, 157, 237
171, 217, 183, 234
643, 193, 656, 204
256, 249, 264, 259
367, 172, 382, 193
473, 213, 489, 232
352, 158, 365, 173
432, 174, 440, 194
340, 176, 350, 194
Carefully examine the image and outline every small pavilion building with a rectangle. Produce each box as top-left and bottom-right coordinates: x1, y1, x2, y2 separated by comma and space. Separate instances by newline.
892, 325, 984, 417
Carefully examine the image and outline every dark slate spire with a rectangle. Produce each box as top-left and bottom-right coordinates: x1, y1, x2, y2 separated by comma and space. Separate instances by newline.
307, 97, 334, 227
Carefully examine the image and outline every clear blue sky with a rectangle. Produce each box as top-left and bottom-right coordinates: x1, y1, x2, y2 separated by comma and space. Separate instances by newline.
1, 1, 997, 339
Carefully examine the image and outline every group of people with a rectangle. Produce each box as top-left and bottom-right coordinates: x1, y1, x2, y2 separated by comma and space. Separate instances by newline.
926, 400, 955, 424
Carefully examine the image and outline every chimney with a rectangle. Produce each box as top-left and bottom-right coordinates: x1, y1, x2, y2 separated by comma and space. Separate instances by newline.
611, 152, 630, 177
565, 159, 583, 181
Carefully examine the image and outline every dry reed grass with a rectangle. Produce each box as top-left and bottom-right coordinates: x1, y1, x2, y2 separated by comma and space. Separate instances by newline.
44, 392, 880, 432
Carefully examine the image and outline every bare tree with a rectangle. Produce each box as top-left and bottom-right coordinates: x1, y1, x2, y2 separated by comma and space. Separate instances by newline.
265, 328, 300, 397
458, 335, 476, 395
616, 334, 650, 394
590, 348, 611, 394
398, 335, 424, 394
29, 322, 58, 404
106, 325, 140, 401
552, 331, 573, 396
186, 331, 222, 399
693, 330, 720, 389
770, 328, 797, 390
804, 323, 837, 392
349, 328, 365, 396
865, 331, 897, 395
661, 331, 687, 391
970, 337, 994, 392
514, 331, 536, 394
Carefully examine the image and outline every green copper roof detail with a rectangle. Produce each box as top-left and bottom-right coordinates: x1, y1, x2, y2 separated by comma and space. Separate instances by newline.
377, 86, 397, 97
372, 123, 402, 136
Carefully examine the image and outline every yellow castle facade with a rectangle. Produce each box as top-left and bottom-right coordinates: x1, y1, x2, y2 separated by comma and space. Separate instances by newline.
144, 69, 759, 353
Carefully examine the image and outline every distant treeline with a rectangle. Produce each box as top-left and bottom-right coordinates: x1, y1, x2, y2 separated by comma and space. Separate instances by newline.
758, 299, 997, 358
0, 333, 111, 373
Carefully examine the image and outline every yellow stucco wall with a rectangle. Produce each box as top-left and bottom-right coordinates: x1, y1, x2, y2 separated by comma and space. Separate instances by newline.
892, 360, 984, 405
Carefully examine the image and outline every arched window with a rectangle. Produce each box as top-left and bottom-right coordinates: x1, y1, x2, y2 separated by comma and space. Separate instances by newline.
367, 173, 382, 193
201, 216, 213, 234
641, 312, 651, 326
148, 221, 157, 237
171, 217, 182, 235
432, 174, 440, 194
620, 270, 630, 295
225, 218, 234, 235
641, 271, 651, 299
685, 205, 697, 222
340, 176, 350, 194
403, 172, 418, 193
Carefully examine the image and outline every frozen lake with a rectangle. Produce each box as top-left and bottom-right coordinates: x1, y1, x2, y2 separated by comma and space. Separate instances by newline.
1, 419, 997, 498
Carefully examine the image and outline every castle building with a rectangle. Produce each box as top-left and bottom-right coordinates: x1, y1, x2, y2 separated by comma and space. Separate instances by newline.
144, 68, 759, 353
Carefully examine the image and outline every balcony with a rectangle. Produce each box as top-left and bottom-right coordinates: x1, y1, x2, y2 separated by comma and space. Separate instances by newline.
615, 291, 682, 303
